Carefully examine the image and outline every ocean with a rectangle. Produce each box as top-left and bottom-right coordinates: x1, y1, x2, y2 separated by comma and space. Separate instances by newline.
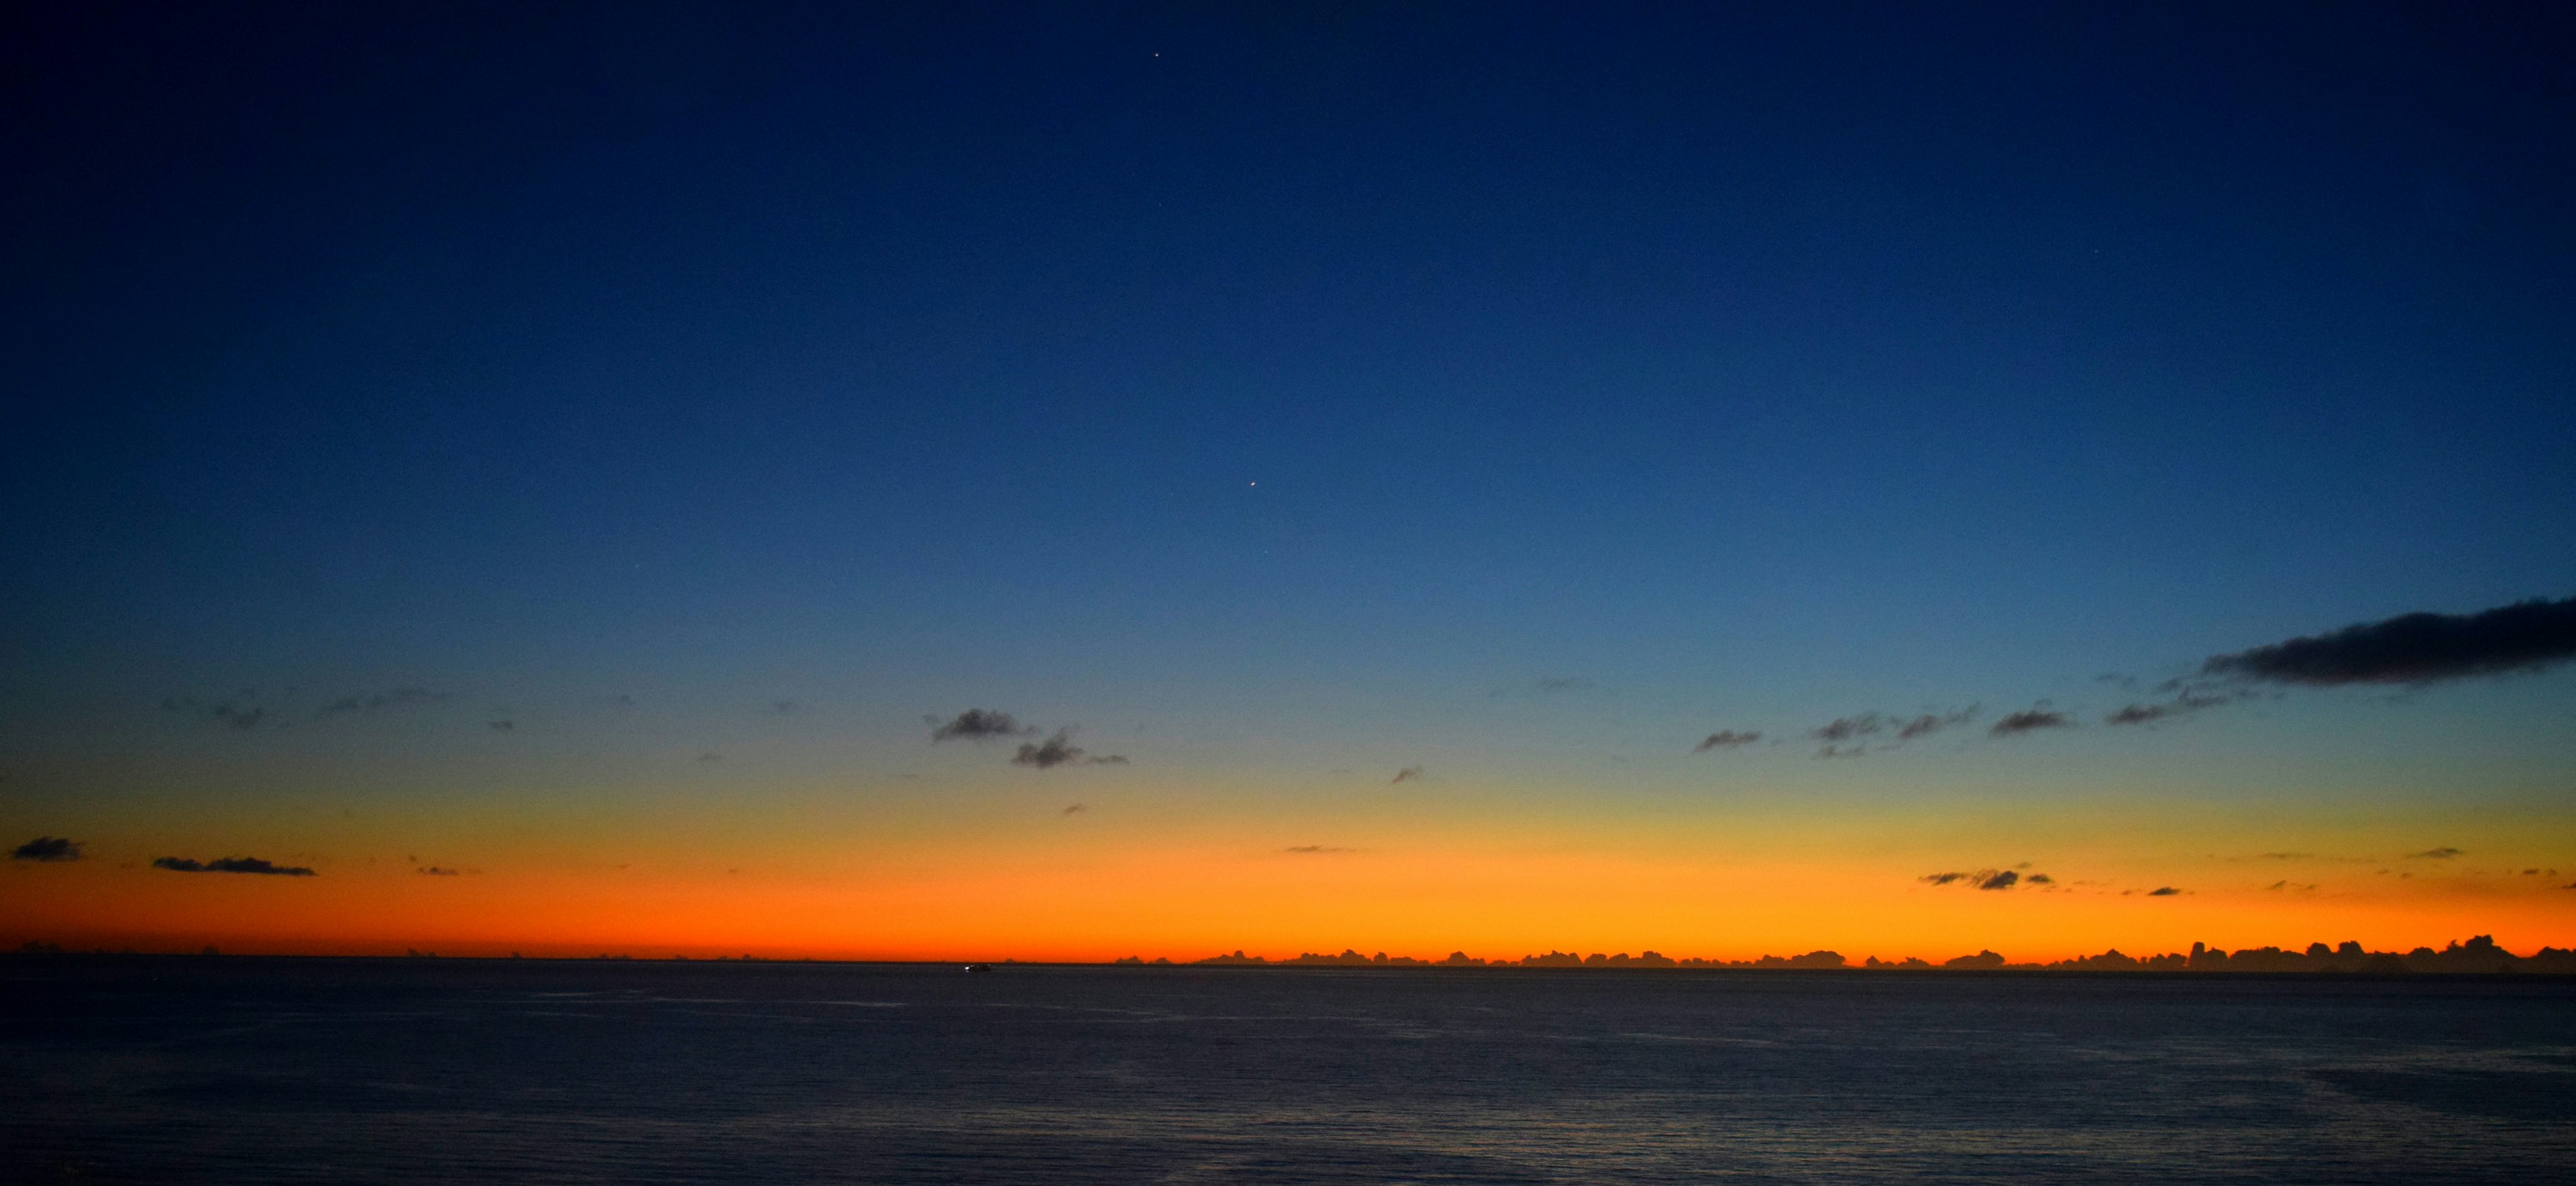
4, 957, 2571, 1183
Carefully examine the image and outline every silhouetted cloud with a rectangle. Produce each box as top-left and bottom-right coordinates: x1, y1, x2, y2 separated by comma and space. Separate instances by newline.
1695, 730, 1762, 752
2146, 886, 2182, 896
928, 708, 1038, 742
1976, 870, 2018, 890
417, 866, 459, 876
1012, 729, 1122, 769
1921, 871, 1970, 886
2106, 682, 2245, 726
316, 688, 444, 716
1812, 714, 1884, 744
1391, 765, 1425, 784
163, 696, 267, 731
1921, 867, 2034, 891
1536, 676, 1595, 694
1896, 707, 1977, 740
1282, 845, 1354, 854
1062, 803, 1086, 815
11, 837, 80, 862
153, 855, 317, 876
2407, 847, 2465, 859
2025, 873, 2053, 885
1990, 708, 2071, 736
2202, 596, 2576, 686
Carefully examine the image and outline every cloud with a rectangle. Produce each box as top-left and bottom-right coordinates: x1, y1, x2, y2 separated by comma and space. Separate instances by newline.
1989, 708, 2071, 736
152, 855, 317, 876
1976, 869, 2019, 890
315, 688, 444, 716
2025, 873, 2053, 885
2146, 886, 2182, 896
1282, 845, 1354, 854
1391, 765, 1426, 784
1895, 706, 1977, 740
1920, 871, 1971, 885
2105, 683, 2245, 726
11, 837, 81, 862
1011, 729, 1123, 769
757, 700, 799, 716
2406, 847, 2465, 859
1811, 714, 1884, 744
1062, 803, 1086, 815
1694, 730, 1762, 752
163, 696, 268, 731
417, 866, 460, 876
928, 708, 1038, 742
695, 752, 722, 763
1921, 868, 2030, 891
1536, 676, 1595, 694
2201, 596, 2576, 686
488, 719, 515, 733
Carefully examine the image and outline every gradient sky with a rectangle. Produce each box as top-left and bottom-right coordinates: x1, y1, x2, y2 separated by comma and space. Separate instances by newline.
5, 1, 2573, 962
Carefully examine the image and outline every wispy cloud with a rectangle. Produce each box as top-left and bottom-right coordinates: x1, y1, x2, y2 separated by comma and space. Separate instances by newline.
488, 719, 515, 733
2202, 596, 2576, 686
1695, 730, 1762, 752
1012, 729, 1124, 769
1282, 845, 1354, 854
162, 696, 267, 731
2105, 684, 2244, 726
2145, 886, 2182, 896
1062, 803, 1087, 815
1920, 868, 2041, 891
2406, 847, 2465, 860
153, 855, 317, 876
1989, 708, 2071, 737
1895, 706, 1978, 740
316, 688, 445, 716
1391, 765, 1426, 784
11, 837, 80, 862
417, 865, 460, 876
928, 708, 1038, 742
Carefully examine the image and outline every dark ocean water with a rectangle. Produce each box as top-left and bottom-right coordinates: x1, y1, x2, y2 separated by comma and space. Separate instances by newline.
3, 958, 2572, 1184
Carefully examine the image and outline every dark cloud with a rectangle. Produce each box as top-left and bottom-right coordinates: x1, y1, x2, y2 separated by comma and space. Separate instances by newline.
2406, 847, 2465, 859
164, 697, 268, 731
1062, 803, 1086, 815
11, 837, 81, 862
1990, 708, 2071, 736
1920, 871, 1971, 885
1011, 729, 1122, 769
2202, 596, 2576, 686
1921, 868, 2027, 891
2025, 873, 2053, 885
1975, 870, 2019, 890
315, 688, 444, 716
1536, 676, 1595, 694
2146, 886, 2182, 896
1391, 765, 1425, 784
928, 708, 1038, 742
2105, 683, 2245, 726
1811, 714, 1884, 744
153, 855, 317, 876
1281, 845, 1354, 854
417, 866, 460, 876
1895, 707, 1977, 740
488, 719, 515, 733
1694, 730, 1762, 752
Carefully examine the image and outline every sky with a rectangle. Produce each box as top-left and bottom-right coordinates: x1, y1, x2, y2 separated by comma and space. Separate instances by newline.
4, 1, 2573, 962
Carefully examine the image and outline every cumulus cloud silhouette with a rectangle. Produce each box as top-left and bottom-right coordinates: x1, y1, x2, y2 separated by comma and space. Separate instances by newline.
12, 837, 81, 862
153, 855, 317, 876
1012, 729, 1123, 769
2202, 596, 2576, 686
1391, 765, 1426, 784
1990, 708, 2071, 736
928, 708, 1038, 741
2146, 886, 2182, 896
1921, 868, 2034, 891
1695, 730, 1762, 752
1976, 870, 2019, 890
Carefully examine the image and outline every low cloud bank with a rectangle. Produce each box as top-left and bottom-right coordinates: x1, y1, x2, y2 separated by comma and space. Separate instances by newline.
152, 855, 317, 876
11, 837, 80, 862
2202, 596, 2576, 686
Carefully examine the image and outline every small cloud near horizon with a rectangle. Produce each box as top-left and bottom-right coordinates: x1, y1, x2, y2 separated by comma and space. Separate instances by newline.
153, 855, 317, 876
1062, 803, 1086, 815
1990, 708, 2072, 737
1896, 706, 1977, 740
2201, 596, 2576, 686
2146, 886, 2183, 896
1695, 730, 1762, 752
162, 696, 268, 731
1012, 728, 1124, 769
1391, 765, 1426, 784
2406, 847, 2465, 859
317, 687, 445, 716
1921, 868, 2040, 891
12, 837, 81, 862
417, 866, 460, 876
928, 708, 1038, 742
1282, 845, 1354, 854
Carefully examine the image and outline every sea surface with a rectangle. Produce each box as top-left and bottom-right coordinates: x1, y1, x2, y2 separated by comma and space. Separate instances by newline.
3, 957, 2573, 1183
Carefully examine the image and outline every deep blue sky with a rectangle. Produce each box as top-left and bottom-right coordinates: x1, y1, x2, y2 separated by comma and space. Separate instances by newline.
5, 1, 2573, 793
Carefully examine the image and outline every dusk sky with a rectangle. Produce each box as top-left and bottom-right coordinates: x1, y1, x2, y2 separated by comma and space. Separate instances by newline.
5, 2, 2573, 962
